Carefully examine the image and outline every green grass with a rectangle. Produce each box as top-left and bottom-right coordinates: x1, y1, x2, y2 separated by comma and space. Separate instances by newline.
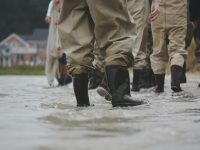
0, 66, 45, 75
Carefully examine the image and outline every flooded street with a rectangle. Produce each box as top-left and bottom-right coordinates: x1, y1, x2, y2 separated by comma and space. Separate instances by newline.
0, 75, 200, 150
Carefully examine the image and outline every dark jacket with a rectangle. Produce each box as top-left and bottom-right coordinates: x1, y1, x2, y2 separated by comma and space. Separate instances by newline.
189, 0, 200, 21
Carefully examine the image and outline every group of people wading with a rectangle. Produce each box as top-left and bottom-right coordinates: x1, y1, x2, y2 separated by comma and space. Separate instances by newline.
45, 0, 200, 107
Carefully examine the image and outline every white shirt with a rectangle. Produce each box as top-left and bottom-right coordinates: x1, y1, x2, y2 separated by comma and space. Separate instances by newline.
46, 0, 54, 17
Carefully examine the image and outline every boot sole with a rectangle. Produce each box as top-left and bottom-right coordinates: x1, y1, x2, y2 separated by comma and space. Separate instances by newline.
112, 102, 145, 107
131, 87, 140, 92
97, 87, 112, 101
171, 86, 182, 93
77, 104, 95, 107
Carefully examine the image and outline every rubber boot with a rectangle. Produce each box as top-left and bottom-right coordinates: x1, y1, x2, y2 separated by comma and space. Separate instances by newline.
106, 66, 145, 107
88, 69, 104, 90
97, 74, 112, 101
180, 62, 187, 84
154, 74, 165, 93
73, 73, 90, 107
139, 69, 154, 89
171, 65, 183, 92
58, 74, 72, 86
150, 69, 156, 87
131, 70, 140, 91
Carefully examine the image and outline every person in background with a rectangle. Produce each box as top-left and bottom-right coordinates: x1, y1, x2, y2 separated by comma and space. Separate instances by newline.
128, 0, 156, 92
150, 0, 188, 93
45, 0, 71, 87
189, 0, 200, 87
88, 43, 104, 90
92, 46, 112, 101
93, 0, 158, 102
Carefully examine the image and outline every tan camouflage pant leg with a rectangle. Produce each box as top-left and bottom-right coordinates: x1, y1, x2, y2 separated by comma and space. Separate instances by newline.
57, 0, 136, 75
151, 0, 188, 74
127, 0, 150, 69
87, 0, 136, 67
57, 0, 95, 75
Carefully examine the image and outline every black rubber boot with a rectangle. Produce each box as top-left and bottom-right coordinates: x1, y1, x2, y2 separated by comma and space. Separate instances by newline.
97, 74, 112, 101
139, 69, 155, 89
180, 62, 187, 84
138, 69, 148, 89
73, 73, 90, 107
199, 83, 200, 88
154, 74, 165, 93
171, 65, 183, 92
58, 74, 72, 86
88, 69, 104, 90
131, 70, 140, 91
106, 66, 145, 107
150, 69, 156, 87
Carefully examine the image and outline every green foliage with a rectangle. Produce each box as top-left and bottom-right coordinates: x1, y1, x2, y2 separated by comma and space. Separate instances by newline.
0, 66, 45, 75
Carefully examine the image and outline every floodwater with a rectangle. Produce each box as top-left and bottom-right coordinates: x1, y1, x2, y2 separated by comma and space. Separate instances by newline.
0, 75, 200, 150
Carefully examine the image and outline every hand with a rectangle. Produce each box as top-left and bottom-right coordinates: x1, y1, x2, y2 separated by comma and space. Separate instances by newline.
149, 0, 159, 22
56, 46, 63, 58
45, 16, 51, 24
56, 0, 61, 4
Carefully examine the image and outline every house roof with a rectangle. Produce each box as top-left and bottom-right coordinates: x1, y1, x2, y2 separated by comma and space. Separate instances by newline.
19, 28, 48, 41
0, 33, 29, 47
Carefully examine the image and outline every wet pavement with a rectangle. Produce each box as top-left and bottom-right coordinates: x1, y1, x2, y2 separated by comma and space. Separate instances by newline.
0, 75, 200, 150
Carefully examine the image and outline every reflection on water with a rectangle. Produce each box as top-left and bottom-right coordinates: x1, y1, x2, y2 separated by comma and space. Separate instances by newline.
0, 75, 200, 150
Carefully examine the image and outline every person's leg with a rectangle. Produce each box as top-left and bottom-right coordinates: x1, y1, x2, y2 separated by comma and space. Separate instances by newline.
58, 0, 94, 106
151, 12, 168, 93
128, 0, 147, 91
134, 25, 153, 90
96, 73, 112, 101
88, 69, 104, 90
73, 73, 90, 107
132, 69, 140, 91
167, 13, 188, 92
194, 22, 200, 87
145, 24, 157, 88
88, 0, 145, 107
129, 0, 155, 91
127, 0, 146, 58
